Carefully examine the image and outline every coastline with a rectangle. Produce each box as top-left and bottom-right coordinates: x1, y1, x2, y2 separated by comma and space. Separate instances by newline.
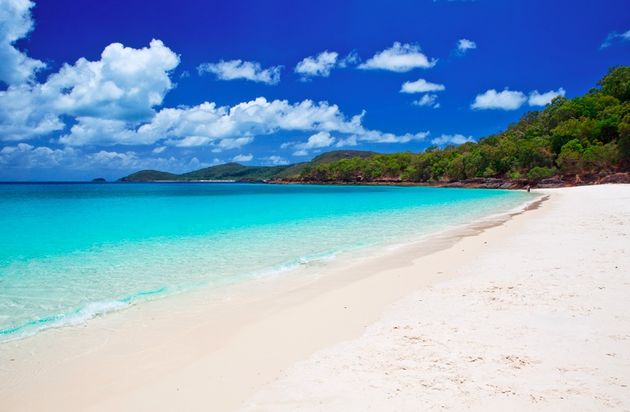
2, 185, 628, 411
246, 184, 630, 411
0, 189, 542, 411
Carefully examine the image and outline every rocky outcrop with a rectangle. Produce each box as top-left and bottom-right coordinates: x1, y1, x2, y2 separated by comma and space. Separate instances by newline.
599, 173, 630, 184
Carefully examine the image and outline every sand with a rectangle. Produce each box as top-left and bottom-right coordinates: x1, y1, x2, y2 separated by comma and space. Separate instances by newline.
244, 184, 630, 411
0, 184, 628, 411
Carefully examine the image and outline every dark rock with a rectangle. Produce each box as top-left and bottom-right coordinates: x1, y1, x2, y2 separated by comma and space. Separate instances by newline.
537, 177, 565, 188
599, 173, 630, 184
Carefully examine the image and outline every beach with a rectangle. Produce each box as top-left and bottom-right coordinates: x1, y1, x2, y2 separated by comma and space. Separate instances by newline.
1, 184, 629, 411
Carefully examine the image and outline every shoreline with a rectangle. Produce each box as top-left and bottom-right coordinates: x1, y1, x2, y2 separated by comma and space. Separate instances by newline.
246, 184, 630, 411
0, 189, 544, 411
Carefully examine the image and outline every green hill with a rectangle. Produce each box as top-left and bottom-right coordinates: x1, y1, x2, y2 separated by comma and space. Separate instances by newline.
119, 170, 180, 182
120, 67, 629, 187
118, 150, 376, 182
180, 163, 291, 181
298, 66, 630, 186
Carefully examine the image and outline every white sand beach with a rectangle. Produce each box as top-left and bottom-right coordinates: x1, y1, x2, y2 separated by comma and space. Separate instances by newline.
1, 184, 629, 411
245, 184, 630, 411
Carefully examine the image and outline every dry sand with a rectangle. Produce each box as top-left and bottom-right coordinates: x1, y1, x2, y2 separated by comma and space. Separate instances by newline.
0, 184, 628, 411
244, 184, 630, 411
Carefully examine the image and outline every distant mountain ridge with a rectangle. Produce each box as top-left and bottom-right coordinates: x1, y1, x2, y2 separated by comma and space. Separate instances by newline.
119, 150, 377, 182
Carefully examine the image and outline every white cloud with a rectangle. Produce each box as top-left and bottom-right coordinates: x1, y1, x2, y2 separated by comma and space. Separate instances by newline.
1, 39, 180, 142
0, 14, 429, 153
0, 0, 45, 86
48, 39, 179, 121
168, 135, 212, 147
232, 153, 253, 162
0, 143, 207, 174
58, 118, 137, 146
471, 88, 527, 110
600, 29, 630, 49
400, 78, 445, 93
471, 87, 566, 110
456, 38, 477, 54
152, 146, 166, 154
213, 136, 254, 151
431, 134, 474, 146
197, 60, 282, 84
358, 42, 436, 72
528, 88, 566, 106
335, 136, 358, 147
298, 131, 336, 149
263, 155, 289, 165
292, 149, 309, 156
58, 96, 428, 148
294, 51, 358, 80
337, 51, 359, 68
413, 94, 440, 108
295, 51, 338, 78
290, 131, 336, 156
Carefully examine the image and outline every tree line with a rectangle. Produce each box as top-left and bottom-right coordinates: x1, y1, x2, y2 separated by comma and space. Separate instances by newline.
298, 67, 630, 184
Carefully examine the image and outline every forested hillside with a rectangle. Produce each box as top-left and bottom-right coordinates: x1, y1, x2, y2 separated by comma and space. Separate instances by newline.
297, 67, 630, 185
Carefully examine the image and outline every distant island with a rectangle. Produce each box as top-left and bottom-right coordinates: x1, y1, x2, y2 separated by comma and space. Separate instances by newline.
121, 67, 630, 189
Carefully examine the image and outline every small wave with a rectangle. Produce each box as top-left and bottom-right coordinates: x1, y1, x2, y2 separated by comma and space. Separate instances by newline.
249, 250, 339, 280
0, 287, 169, 343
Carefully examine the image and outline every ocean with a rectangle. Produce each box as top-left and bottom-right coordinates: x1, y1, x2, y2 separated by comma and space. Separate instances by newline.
0, 183, 533, 341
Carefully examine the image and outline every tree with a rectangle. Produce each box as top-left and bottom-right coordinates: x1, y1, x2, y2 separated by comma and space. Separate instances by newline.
598, 66, 630, 101
618, 114, 630, 169
557, 139, 584, 175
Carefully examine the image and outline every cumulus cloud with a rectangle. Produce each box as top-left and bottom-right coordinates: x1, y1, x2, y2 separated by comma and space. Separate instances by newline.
431, 134, 474, 146
298, 131, 336, 149
295, 51, 338, 78
291, 131, 336, 155
400, 78, 445, 93
413, 94, 440, 108
528, 88, 566, 106
57, 96, 428, 148
471, 87, 566, 110
456, 38, 477, 54
0, 142, 208, 174
335, 135, 358, 147
0, 0, 45, 86
197, 59, 282, 84
1, 39, 180, 142
45, 39, 178, 121
212, 136, 254, 152
294, 50, 358, 80
232, 153, 253, 162
263, 155, 289, 165
358, 42, 436, 72
471, 88, 527, 110
0, 8, 430, 164
600, 29, 630, 49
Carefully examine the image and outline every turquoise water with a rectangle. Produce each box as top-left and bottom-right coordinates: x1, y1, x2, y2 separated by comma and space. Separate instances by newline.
0, 183, 533, 341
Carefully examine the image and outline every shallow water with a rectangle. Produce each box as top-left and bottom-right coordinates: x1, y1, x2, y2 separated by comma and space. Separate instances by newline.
0, 183, 533, 341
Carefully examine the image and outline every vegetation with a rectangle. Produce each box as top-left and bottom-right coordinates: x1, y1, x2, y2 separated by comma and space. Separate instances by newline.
121, 68, 629, 186
120, 170, 180, 182
119, 150, 375, 182
298, 67, 630, 184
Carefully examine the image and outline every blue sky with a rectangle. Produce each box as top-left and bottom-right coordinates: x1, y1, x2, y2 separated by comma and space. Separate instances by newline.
0, 0, 628, 180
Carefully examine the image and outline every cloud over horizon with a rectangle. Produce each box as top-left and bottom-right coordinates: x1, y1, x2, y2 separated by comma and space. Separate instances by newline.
471, 87, 565, 110
0, 0, 46, 86
358, 42, 437, 72
197, 59, 282, 84
456, 38, 477, 54
600, 29, 630, 49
